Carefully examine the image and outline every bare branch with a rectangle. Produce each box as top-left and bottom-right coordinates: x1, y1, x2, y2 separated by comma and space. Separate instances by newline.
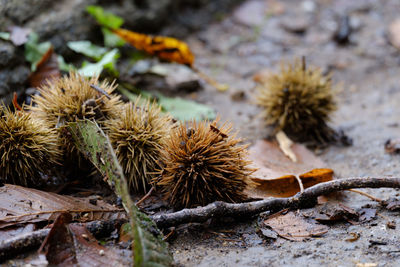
151, 177, 400, 228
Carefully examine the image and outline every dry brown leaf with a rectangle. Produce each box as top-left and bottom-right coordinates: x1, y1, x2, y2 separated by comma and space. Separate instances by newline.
38, 213, 129, 266
247, 139, 333, 198
0, 184, 126, 228
264, 210, 329, 241
28, 46, 61, 88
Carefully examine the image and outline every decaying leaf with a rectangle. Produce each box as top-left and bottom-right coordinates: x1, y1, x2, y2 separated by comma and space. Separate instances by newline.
263, 210, 329, 241
313, 203, 359, 223
0, 184, 126, 229
247, 139, 333, 198
38, 213, 77, 266
112, 28, 195, 66
28, 46, 61, 88
39, 213, 130, 267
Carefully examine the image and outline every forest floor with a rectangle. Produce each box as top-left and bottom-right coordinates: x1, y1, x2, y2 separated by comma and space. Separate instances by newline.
168, 0, 400, 266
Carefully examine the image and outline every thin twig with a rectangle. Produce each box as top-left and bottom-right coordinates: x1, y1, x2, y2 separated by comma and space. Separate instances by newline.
151, 177, 400, 228
348, 189, 383, 203
136, 187, 155, 207
90, 84, 111, 99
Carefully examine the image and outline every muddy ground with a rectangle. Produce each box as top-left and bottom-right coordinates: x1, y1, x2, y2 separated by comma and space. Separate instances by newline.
168, 0, 400, 266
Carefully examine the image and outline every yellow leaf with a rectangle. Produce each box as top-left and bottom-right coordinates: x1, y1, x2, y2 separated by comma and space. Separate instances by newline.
112, 28, 195, 66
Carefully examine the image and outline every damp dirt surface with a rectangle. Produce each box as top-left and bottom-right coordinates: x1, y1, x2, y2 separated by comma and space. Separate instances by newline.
167, 0, 400, 266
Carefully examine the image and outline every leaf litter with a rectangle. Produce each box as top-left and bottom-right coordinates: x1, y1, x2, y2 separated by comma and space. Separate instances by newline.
0, 184, 126, 229
263, 210, 329, 241
246, 139, 333, 198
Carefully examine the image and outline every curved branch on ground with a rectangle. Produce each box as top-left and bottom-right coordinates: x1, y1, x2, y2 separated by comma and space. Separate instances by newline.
151, 177, 400, 228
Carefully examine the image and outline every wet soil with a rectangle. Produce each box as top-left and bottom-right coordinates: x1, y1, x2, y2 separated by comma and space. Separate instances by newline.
168, 0, 400, 266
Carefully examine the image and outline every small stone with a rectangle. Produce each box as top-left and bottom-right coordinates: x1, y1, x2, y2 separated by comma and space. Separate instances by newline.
281, 17, 310, 34
99, 249, 105, 256
233, 0, 267, 27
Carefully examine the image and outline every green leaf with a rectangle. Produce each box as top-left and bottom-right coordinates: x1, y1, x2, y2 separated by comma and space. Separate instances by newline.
102, 28, 125, 47
86, 5, 124, 30
67, 40, 108, 60
158, 95, 216, 121
0, 32, 10, 41
67, 120, 173, 267
118, 86, 216, 121
24, 32, 52, 71
78, 48, 120, 77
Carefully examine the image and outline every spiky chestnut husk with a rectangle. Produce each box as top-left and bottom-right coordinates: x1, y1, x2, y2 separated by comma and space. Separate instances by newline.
256, 59, 337, 143
0, 106, 61, 187
106, 100, 172, 193
156, 119, 255, 210
31, 72, 123, 158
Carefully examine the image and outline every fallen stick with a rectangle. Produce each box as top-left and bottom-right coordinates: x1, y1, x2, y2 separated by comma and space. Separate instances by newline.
151, 177, 400, 228
0, 219, 126, 263
2, 177, 400, 261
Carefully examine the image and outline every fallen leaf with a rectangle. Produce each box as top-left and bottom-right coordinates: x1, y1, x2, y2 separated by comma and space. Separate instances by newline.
24, 32, 52, 71
0, 184, 126, 228
313, 203, 359, 223
69, 223, 130, 266
67, 40, 108, 60
112, 28, 195, 66
258, 228, 278, 240
157, 95, 216, 121
78, 48, 120, 77
359, 208, 376, 222
247, 139, 333, 198
276, 130, 297, 162
118, 87, 216, 121
12, 92, 22, 111
38, 213, 77, 266
9, 26, 31, 46
264, 210, 328, 241
384, 197, 400, 211
28, 46, 61, 88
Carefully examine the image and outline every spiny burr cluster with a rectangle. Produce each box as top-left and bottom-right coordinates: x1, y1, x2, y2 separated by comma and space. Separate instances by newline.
157, 119, 255, 209
107, 99, 172, 192
256, 59, 336, 143
0, 106, 61, 187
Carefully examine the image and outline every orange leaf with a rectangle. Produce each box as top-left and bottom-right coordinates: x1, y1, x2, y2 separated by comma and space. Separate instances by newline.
247, 139, 334, 198
112, 28, 195, 66
12, 92, 22, 111
29, 46, 61, 88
